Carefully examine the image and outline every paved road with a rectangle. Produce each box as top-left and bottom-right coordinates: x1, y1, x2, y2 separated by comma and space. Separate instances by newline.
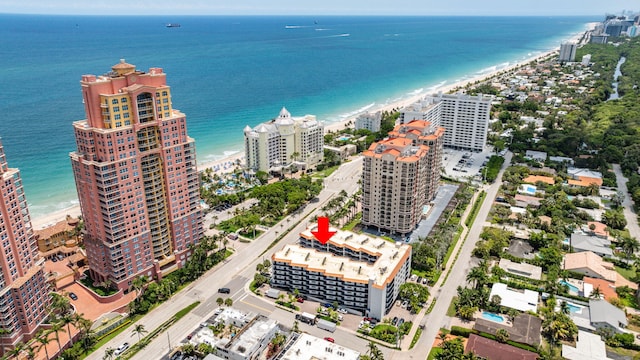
395, 151, 513, 360
613, 164, 640, 240
110, 157, 364, 360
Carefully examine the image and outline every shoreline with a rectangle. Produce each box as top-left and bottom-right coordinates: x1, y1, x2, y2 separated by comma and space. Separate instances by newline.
30, 24, 594, 229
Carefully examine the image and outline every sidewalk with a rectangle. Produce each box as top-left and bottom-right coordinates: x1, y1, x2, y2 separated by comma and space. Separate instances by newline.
399, 187, 481, 350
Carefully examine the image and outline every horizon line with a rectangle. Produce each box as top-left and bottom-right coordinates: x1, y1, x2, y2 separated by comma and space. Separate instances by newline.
0, 12, 607, 17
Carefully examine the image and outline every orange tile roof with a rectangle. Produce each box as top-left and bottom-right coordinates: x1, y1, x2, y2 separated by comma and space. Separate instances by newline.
523, 175, 555, 185
34, 219, 75, 239
563, 251, 616, 282
577, 176, 603, 186
586, 221, 608, 238
583, 277, 618, 300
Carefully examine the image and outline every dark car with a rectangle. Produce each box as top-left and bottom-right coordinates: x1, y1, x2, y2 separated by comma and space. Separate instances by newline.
69, 292, 78, 301
218, 287, 230, 294
392, 317, 398, 326
398, 318, 405, 326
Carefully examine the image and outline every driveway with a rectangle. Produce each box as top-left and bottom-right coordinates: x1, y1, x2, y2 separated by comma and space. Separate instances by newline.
613, 164, 640, 240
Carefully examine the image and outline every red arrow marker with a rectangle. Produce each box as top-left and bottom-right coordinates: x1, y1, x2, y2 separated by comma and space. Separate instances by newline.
311, 217, 336, 244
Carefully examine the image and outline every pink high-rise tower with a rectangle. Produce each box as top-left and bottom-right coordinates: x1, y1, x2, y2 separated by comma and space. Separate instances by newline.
0, 140, 49, 353
70, 60, 203, 292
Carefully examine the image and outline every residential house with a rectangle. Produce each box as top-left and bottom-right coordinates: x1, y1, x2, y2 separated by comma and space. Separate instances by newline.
522, 175, 555, 185
489, 283, 538, 313
525, 150, 547, 163
589, 299, 627, 334
498, 259, 542, 280
569, 233, 612, 258
465, 334, 539, 360
514, 194, 541, 208
562, 330, 612, 360
563, 251, 616, 282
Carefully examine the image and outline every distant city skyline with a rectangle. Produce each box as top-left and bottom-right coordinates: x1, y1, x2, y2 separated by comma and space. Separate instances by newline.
1, 0, 639, 16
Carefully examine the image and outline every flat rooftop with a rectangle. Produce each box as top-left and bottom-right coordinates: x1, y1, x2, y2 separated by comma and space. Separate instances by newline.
489, 283, 538, 313
274, 229, 411, 288
276, 333, 360, 360
498, 258, 542, 280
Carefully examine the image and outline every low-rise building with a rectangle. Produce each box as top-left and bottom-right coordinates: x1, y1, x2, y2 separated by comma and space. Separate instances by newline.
497, 259, 542, 280
34, 217, 80, 254
524, 150, 547, 163
271, 229, 412, 320
522, 175, 555, 185
563, 251, 616, 282
569, 233, 612, 258
488, 283, 538, 313
465, 334, 539, 360
355, 111, 382, 133
191, 309, 278, 360
276, 333, 360, 360
589, 299, 627, 334
562, 330, 612, 360
514, 194, 541, 208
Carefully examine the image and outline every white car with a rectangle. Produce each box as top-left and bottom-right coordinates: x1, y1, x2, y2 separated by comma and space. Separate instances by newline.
114, 342, 130, 356
337, 308, 348, 314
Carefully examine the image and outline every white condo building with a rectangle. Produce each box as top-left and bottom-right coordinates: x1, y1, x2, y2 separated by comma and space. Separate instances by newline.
559, 42, 577, 62
244, 107, 324, 172
400, 93, 490, 151
355, 111, 382, 132
271, 229, 412, 320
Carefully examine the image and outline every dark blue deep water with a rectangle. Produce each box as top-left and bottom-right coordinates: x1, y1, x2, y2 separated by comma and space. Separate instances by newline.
0, 14, 595, 217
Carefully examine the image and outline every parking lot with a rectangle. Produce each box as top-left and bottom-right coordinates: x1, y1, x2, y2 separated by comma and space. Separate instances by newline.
442, 148, 496, 182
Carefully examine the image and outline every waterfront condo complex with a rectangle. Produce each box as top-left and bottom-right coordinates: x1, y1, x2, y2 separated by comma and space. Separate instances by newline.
69, 60, 203, 292
400, 93, 491, 152
361, 138, 430, 236
271, 229, 411, 320
0, 140, 49, 353
243, 107, 324, 173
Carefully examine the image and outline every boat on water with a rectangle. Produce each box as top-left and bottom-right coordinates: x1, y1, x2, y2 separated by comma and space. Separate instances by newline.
166, 23, 181, 28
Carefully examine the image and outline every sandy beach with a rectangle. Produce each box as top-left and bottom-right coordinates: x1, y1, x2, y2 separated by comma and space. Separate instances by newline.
30, 25, 593, 230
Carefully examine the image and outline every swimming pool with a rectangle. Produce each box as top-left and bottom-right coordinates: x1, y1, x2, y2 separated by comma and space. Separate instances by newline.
481, 311, 505, 323
566, 302, 582, 314
522, 185, 536, 195
337, 136, 351, 141
559, 280, 580, 293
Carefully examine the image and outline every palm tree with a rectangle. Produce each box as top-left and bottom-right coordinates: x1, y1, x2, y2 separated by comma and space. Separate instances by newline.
7, 341, 26, 359
224, 298, 233, 307
59, 312, 76, 346
495, 329, 509, 343
132, 275, 149, 298
466, 266, 487, 289
49, 322, 66, 352
560, 301, 570, 315
216, 297, 224, 306
589, 287, 603, 299
620, 236, 640, 257
292, 320, 300, 333
35, 331, 52, 360
132, 324, 148, 343
103, 347, 115, 360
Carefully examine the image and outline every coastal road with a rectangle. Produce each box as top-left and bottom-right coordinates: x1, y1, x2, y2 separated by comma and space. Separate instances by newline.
613, 164, 640, 240
108, 157, 364, 360
395, 151, 513, 360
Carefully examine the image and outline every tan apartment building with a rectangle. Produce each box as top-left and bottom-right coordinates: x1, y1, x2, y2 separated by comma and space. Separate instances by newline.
361, 138, 429, 235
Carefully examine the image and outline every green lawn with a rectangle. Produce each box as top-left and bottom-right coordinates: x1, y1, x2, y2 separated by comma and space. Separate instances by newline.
447, 296, 458, 317
615, 266, 637, 282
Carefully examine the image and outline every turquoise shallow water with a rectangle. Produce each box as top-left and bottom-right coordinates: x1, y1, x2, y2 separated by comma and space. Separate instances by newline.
0, 15, 594, 218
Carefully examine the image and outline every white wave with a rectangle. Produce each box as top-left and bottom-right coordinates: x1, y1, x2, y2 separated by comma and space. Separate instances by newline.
407, 88, 424, 96
224, 150, 240, 156
315, 28, 331, 31
428, 81, 447, 92
330, 33, 350, 37
335, 102, 376, 120
476, 65, 497, 75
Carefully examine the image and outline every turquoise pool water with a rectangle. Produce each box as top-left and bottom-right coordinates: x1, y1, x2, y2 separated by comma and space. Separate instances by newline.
481, 311, 505, 323
337, 136, 351, 141
522, 185, 536, 195
567, 302, 582, 313
559, 280, 580, 293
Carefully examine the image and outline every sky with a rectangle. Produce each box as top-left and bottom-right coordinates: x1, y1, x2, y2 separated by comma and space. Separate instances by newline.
1, 0, 639, 16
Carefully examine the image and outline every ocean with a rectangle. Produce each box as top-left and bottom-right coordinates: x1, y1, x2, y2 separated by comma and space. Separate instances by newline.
0, 14, 595, 218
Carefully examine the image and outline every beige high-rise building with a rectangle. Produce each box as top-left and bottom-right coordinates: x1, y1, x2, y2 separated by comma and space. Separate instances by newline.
244, 107, 324, 173
361, 138, 429, 235
388, 120, 445, 201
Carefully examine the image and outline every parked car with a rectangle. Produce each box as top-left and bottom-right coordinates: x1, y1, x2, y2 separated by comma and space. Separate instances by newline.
398, 318, 405, 326
363, 317, 372, 322
114, 342, 130, 356
392, 317, 398, 326
323, 303, 334, 309
410, 274, 418, 282
68, 292, 78, 301
324, 337, 335, 343
422, 278, 428, 285
218, 287, 230, 294
401, 300, 408, 309
395, 300, 401, 307
296, 297, 304, 303
337, 308, 347, 314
